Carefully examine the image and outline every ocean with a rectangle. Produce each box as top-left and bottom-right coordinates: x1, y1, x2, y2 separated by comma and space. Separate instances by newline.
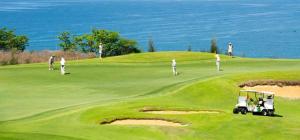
1, 0, 300, 58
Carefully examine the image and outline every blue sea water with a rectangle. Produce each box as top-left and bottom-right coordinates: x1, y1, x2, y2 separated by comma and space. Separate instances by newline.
1, 0, 300, 58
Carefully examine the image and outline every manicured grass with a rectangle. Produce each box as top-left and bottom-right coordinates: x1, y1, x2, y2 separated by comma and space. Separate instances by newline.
0, 52, 300, 139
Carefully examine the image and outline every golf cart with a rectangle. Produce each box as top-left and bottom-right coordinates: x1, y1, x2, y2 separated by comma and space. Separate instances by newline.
233, 90, 275, 116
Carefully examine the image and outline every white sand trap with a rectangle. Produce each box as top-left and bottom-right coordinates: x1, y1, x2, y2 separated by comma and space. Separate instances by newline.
143, 110, 220, 114
108, 119, 186, 127
245, 86, 300, 99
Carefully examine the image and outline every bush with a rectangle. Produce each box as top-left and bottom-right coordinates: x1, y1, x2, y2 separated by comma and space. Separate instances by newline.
210, 38, 219, 54
187, 45, 192, 51
148, 37, 156, 52
9, 49, 19, 65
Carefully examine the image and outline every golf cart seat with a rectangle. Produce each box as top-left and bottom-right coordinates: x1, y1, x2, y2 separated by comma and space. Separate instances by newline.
265, 99, 274, 109
258, 98, 264, 106
238, 96, 247, 107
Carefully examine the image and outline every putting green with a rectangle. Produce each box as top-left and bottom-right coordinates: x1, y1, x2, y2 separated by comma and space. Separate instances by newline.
0, 52, 300, 140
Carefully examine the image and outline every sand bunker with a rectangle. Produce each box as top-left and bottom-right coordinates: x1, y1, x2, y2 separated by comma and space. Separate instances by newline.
103, 119, 186, 127
142, 110, 220, 114
244, 85, 300, 99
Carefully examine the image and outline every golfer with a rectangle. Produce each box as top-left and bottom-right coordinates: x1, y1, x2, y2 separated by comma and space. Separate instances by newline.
99, 43, 103, 59
228, 42, 233, 57
60, 57, 66, 75
48, 56, 55, 70
172, 59, 177, 76
216, 54, 221, 71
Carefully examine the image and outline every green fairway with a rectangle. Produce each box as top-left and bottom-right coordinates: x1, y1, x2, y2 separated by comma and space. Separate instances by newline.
0, 52, 300, 139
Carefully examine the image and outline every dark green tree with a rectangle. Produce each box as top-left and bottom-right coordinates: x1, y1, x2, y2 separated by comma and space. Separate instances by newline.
0, 28, 28, 51
187, 45, 192, 51
147, 37, 155, 52
73, 29, 140, 57
58, 32, 76, 51
74, 34, 96, 52
73, 35, 86, 52
210, 38, 219, 54
115, 38, 140, 55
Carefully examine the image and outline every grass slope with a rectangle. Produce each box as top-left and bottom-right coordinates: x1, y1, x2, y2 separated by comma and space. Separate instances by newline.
0, 52, 299, 140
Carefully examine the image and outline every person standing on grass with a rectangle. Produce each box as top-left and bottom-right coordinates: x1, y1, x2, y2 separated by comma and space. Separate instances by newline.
99, 43, 103, 59
216, 54, 221, 71
172, 59, 177, 76
60, 57, 66, 75
48, 56, 55, 70
228, 42, 233, 57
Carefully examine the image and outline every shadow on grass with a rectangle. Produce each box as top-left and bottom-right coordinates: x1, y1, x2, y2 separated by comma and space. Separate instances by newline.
272, 114, 283, 117
253, 113, 283, 118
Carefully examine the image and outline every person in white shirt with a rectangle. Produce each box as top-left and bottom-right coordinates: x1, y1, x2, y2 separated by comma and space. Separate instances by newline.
60, 57, 66, 75
99, 43, 103, 59
215, 54, 221, 71
228, 42, 233, 57
48, 56, 55, 70
172, 59, 177, 76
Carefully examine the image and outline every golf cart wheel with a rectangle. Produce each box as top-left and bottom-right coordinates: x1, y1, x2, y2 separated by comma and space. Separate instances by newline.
241, 108, 247, 115
233, 108, 239, 114
262, 110, 268, 116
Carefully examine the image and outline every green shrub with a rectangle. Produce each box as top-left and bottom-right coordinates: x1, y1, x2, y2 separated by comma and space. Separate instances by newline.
148, 37, 156, 52
210, 38, 219, 54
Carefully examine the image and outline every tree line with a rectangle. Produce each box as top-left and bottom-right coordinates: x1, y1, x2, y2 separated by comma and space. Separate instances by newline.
0, 28, 141, 57
1, 27, 220, 56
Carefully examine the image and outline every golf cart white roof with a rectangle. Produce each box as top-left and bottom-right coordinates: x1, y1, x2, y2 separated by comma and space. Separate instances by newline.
240, 90, 275, 95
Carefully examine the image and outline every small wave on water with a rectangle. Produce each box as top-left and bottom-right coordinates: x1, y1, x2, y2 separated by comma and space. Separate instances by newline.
0, 0, 102, 12
240, 3, 269, 8
0, 1, 59, 12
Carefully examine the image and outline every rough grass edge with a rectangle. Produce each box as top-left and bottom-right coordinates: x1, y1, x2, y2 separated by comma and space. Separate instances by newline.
0, 50, 96, 66
239, 80, 300, 88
